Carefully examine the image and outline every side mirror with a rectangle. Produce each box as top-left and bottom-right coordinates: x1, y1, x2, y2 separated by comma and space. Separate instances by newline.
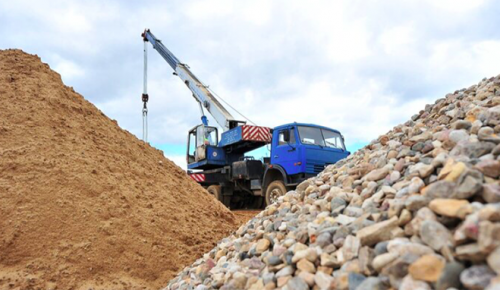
283, 130, 290, 142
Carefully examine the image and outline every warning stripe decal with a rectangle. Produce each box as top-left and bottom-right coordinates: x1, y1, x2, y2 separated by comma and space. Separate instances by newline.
242, 125, 272, 142
189, 174, 205, 182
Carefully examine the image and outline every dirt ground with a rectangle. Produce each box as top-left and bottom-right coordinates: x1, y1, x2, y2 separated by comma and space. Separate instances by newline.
0, 49, 239, 290
232, 210, 260, 225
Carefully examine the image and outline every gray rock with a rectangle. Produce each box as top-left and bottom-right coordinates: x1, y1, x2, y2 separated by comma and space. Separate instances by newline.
276, 266, 295, 277
344, 206, 364, 217
357, 217, 399, 246
348, 272, 366, 290
483, 183, 500, 203
315, 232, 332, 247
449, 129, 469, 144
374, 241, 389, 255
460, 264, 496, 290
451, 141, 495, 159
419, 220, 452, 251
267, 255, 283, 266
455, 175, 482, 199
436, 262, 465, 290
263, 272, 275, 285
331, 197, 347, 212
285, 277, 309, 290
405, 195, 430, 211
424, 180, 456, 199
355, 277, 389, 290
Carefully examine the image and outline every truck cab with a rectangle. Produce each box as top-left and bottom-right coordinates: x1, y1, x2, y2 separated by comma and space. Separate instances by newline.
262, 123, 350, 204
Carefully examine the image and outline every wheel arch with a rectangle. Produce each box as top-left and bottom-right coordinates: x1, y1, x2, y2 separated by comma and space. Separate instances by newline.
263, 165, 288, 192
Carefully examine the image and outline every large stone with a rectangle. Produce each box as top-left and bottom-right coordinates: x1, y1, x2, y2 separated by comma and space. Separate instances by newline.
331, 197, 347, 212
355, 277, 389, 290
455, 243, 487, 262
399, 275, 431, 290
372, 252, 398, 272
358, 246, 375, 275
479, 205, 500, 222
320, 252, 339, 267
479, 221, 500, 253
429, 198, 470, 218
297, 258, 315, 273
364, 167, 390, 181
487, 246, 500, 275
292, 248, 318, 263
276, 266, 295, 277
285, 277, 309, 290
424, 180, 456, 199
419, 220, 452, 251
357, 216, 399, 246
455, 175, 483, 199
408, 254, 445, 282
349, 163, 376, 178
435, 262, 465, 290
449, 129, 469, 144
482, 183, 500, 203
460, 264, 496, 290
314, 271, 335, 290
298, 272, 315, 287
256, 239, 271, 254
412, 163, 434, 178
348, 273, 366, 290
408, 177, 425, 194
387, 240, 434, 257
438, 160, 466, 182
405, 195, 430, 211
475, 160, 500, 178
340, 235, 361, 262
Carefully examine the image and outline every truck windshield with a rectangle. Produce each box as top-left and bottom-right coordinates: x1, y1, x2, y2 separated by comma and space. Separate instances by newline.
297, 126, 345, 150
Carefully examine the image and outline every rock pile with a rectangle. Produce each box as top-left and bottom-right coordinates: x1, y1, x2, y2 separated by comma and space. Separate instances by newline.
167, 75, 500, 290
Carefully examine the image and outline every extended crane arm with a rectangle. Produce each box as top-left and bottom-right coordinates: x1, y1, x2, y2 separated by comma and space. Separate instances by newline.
142, 29, 244, 131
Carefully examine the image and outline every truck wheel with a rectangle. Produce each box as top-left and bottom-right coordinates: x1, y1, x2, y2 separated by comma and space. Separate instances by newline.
265, 180, 287, 206
251, 196, 264, 209
207, 185, 230, 208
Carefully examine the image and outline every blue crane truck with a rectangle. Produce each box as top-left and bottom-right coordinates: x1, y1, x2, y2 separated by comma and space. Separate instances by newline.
141, 29, 350, 208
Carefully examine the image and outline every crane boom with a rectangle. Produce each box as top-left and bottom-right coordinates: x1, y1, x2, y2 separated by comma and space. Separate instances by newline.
142, 29, 244, 131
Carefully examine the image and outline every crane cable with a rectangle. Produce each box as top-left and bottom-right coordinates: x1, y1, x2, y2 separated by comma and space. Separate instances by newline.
142, 41, 149, 142
206, 86, 258, 126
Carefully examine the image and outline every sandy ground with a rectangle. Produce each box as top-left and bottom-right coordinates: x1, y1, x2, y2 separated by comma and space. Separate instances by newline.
232, 210, 261, 226
0, 49, 238, 290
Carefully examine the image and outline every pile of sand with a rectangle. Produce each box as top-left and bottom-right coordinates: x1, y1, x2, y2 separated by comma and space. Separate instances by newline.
0, 49, 236, 290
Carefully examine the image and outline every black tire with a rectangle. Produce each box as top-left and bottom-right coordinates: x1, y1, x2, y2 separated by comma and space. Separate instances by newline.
207, 185, 221, 198
207, 185, 231, 208
251, 196, 265, 209
265, 180, 287, 206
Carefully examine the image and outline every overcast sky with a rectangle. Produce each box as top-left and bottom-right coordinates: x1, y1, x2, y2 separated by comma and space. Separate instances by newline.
1, 0, 499, 168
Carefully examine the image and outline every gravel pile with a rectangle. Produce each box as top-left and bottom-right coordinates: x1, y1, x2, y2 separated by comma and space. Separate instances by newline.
167, 75, 500, 290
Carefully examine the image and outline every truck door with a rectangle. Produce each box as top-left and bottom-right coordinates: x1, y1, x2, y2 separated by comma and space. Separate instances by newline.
271, 127, 301, 175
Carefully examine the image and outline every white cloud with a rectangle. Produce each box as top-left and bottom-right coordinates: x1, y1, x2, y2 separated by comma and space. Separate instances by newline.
424, 0, 487, 13
164, 154, 187, 170
1, 0, 499, 156
379, 25, 416, 55
51, 55, 85, 81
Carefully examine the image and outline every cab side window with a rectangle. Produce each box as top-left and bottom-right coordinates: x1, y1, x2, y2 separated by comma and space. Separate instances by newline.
278, 131, 286, 145
278, 129, 296, 146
